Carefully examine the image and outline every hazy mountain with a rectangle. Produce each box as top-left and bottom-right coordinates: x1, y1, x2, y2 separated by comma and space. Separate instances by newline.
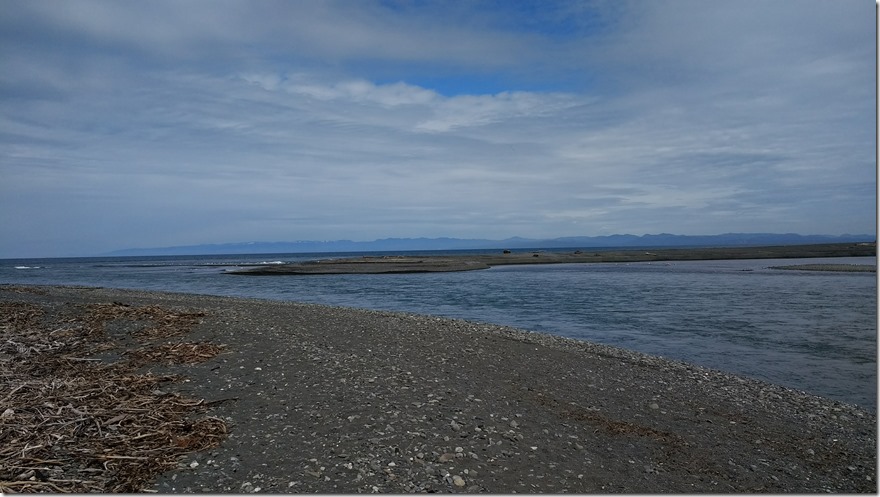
104, 233, 875, 257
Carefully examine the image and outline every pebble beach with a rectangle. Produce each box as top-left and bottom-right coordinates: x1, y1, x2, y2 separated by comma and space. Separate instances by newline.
1, 284, 876, 493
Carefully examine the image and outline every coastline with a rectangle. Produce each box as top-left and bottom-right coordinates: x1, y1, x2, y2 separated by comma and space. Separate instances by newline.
227, 242, 876, 275
1, 284, 875, 493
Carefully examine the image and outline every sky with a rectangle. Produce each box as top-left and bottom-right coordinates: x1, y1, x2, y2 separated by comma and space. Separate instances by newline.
0, 0, 876, 258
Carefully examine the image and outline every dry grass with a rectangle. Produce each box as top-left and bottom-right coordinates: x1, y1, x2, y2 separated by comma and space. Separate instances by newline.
0, 300, 228, 493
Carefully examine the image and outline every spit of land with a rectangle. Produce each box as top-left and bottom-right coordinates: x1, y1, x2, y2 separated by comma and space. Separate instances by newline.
227, 242, 876, 275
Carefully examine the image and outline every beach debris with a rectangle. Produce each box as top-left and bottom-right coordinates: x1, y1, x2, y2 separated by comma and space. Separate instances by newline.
125, 342, 227, 366
0, 299, 228, 493
84, 302, 207, 339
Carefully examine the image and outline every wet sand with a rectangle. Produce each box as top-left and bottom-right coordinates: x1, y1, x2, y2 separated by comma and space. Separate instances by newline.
1, 284, 875, 493
228, 242, 876, 275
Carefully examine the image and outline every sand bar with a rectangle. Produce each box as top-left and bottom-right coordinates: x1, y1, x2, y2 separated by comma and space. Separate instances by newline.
227, 242, 876, 275
0, 284, 875, 493
769, 263, 876, 272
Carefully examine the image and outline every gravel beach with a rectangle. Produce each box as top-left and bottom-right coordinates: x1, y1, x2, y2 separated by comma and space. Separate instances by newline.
1, 284, 876, 493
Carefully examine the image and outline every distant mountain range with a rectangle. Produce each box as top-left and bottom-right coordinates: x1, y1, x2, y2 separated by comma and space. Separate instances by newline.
104, 233, 876, 257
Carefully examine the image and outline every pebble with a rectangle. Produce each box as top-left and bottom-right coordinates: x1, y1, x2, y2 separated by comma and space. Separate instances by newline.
24, 285, 876, 495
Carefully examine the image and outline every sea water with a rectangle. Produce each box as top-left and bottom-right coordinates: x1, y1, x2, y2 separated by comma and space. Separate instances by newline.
1, 251, 876, 411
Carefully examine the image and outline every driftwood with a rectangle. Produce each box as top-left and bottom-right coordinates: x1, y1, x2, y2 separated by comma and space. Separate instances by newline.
0, 300, 228, 493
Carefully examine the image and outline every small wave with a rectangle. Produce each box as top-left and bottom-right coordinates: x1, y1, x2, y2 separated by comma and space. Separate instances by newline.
14, 266, 40, 270
259, 261, 285, 265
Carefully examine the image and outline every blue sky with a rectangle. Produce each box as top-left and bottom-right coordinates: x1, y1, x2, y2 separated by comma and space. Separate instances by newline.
0, 0, 875, 258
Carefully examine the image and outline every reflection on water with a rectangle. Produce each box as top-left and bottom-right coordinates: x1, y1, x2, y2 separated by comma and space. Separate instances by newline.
2, 254, 876, 410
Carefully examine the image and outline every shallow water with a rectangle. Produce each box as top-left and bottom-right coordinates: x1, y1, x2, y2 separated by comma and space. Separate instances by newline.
2, 252, 876, 410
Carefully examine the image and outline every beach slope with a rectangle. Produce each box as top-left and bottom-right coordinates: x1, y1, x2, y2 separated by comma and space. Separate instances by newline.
0, 285, 875, 493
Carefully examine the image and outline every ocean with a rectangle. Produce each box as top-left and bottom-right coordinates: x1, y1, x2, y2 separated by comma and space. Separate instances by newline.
1, 250, 876, 411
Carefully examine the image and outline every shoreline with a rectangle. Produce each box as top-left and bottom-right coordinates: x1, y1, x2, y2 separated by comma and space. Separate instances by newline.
227, 242, 876, 275
768, 263, 876, 272
1, 284, 875, 493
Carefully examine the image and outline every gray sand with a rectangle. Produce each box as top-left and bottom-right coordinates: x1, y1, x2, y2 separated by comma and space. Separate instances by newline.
228, 242, 876, 275
769, 264, 876, 272
1, 285, 876, 493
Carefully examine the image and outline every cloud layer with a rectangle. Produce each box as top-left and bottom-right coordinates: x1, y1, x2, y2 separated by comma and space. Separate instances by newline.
0, 0, 874, 257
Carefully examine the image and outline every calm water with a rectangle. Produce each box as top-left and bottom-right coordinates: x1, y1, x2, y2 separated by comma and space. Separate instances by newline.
2, 251, 876, 411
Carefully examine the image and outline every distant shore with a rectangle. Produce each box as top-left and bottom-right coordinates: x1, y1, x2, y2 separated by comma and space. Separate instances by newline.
228, 242, 875, 275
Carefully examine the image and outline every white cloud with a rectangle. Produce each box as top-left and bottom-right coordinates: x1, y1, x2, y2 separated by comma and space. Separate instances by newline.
0, 0, 874, 257
282, 77, 439, 107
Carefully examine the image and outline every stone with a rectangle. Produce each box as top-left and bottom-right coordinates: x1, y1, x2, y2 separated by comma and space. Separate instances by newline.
452, 475, 466, 487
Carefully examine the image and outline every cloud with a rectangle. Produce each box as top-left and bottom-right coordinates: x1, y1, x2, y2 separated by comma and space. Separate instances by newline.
0, 0, 874, 257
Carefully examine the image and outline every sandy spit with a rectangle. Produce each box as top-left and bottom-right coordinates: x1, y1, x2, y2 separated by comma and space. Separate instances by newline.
769, 264, 876, 272
228, 242, 876, 275
1, 284, 875, 493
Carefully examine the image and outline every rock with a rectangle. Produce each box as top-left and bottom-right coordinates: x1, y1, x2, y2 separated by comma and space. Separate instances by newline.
438, 453, 455, 462
649, 403, 660, 410
452, 475, 466, 487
